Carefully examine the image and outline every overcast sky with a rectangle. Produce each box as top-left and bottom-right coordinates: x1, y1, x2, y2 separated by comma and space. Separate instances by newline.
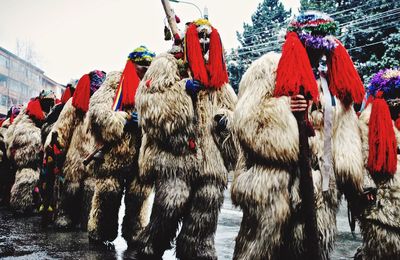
0, 0, 300, 85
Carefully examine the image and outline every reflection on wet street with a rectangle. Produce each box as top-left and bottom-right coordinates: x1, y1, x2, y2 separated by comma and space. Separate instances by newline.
0, 183, 361, 259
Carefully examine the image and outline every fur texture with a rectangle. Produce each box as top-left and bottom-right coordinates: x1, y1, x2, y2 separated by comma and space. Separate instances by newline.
6, 113, 42, 169
45, 96, 96, 229
136, 53, 237, 259
231, 52, 363, 259
358, 104, 400, 259
5, 109, 43, 213
87, 71, 152, 244
10, 168, 39, 213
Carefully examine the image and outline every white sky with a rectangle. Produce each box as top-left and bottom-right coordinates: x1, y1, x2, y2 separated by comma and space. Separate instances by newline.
0, 0, 300, 84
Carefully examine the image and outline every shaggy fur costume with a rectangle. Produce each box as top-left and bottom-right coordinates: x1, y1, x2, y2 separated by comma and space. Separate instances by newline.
5, 110, 43, 213
87, 71, 152, 245
41, 103, 65, 145
38, 102, 68, 218
357, 105, 400, 259
135, 53, 237, 259
0, 119, 14, 206
46, 98, 96, 229
231, 52, 363, 260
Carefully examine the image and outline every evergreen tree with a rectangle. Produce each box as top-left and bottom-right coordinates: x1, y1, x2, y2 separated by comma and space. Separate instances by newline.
226, 49, 244, 93
227, 0, 399, 91
380, 29, 400, 69
226, 0, 291, 92
299, 0, 336, 14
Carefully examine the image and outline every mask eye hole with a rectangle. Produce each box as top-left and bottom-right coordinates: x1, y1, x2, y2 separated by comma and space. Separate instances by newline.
198, 31, 208, 39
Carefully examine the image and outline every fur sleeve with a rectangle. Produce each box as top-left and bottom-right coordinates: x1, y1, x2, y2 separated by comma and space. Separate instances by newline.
7, 114, 42, 168
233, 52, 299, 163
358, 105, 376, 189
212, 108, 239, 172
211, 84, 239, 171
333, 102, 364, 194
5, 109, 26, 158
89, 71, 127, 144
46, 99, 81, 151
136, 53, 195, 153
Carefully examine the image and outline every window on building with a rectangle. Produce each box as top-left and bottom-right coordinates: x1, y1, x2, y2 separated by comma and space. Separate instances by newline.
0, 74, 6, 88
8, 79, 21, 93
0, 95, 8, 106
0, 55, 9, 68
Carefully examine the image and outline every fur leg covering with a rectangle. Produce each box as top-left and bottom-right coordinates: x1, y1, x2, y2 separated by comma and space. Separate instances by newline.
122, 176, 152, 247
138, 177, 190, 258
54, 180, 82, 229
176, 181, 224, 260
232, 166, 291, 260
81, 177, 96, 231
360, 220, 400, 260
358, 173, 400, 259
283, 171, 338, 260
87, 176, 122, 242
9, 168, 39, 213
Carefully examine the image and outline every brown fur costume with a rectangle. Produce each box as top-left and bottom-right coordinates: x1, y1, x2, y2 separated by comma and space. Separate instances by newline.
136, 53, 237, 259
5, 109, 43, 213
357, 105, 400, 259
231, 52, 363, 259
46, 98, 96, 229
87, 71, 152, 244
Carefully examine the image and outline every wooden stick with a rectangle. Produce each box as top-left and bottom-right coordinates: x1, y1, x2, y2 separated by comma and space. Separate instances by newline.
83, 145, 104, 166
293, 87, 321, 259
161, 0, 180, 37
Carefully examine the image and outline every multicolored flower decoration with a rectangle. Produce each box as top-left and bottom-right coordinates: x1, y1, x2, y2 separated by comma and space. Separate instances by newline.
288, 11, 339, 52
368, 68, 400, 99
128, 45, 156, 66
89, 70, 106, 94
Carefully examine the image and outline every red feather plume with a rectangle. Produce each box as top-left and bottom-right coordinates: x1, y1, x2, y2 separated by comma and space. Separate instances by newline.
368, 97, 397, 175
121, 60, 140, 107
185, 23, 209, 87
275, 32, 319, 102
61, 86, 72, 104
72, 74, 91, 113
327, 40, 365, 107
207, 27, 229, 88
26, 99, 45, 121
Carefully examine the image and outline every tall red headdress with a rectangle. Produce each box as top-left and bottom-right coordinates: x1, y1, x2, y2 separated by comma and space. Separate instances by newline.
274, 32, 319, 102
72, 74, 91, 113
26, 98, 45, 121
327, 40, 365, 107
366, 68, 400, 176
185, 20, 228, 89
61, 85, 73, 104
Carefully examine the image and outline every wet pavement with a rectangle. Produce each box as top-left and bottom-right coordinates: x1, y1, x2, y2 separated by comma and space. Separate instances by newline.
0, 183, 362, 260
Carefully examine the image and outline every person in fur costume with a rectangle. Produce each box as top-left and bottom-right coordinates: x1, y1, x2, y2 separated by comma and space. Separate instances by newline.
38, 83, 75, 221
5, 90, 56, 214
355, 68, 400, 260
135, 19, 237, 259
0, 105, 22, 207
86, 46, 155, 246
45, 70, 106, 229
231, 11, 365, 259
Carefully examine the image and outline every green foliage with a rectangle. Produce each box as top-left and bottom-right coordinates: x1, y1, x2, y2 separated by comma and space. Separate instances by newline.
227, 0, 399, 91
226, 0, 291, 92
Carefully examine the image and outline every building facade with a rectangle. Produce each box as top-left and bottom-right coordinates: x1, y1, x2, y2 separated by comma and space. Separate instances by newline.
0, 46, 64, 115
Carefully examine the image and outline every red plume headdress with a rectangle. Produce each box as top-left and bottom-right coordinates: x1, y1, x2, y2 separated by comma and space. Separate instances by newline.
184, 19, 228, 89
